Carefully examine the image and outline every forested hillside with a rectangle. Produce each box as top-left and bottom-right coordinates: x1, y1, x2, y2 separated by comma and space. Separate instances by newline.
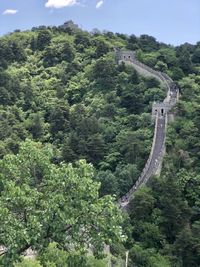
0, 22, 200, 266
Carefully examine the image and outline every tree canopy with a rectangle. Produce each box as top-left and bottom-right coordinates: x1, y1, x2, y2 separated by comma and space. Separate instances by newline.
0, 23, 200, 267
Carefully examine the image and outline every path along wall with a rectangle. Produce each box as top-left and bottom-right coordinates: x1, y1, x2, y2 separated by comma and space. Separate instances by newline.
118, 52, 179, 208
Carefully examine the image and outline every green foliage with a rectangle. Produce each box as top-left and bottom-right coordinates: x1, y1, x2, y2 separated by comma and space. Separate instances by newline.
39, 243, 78, 267
92, 36, 110, 58
192, 46, 200, 63
0, 140, 124, 265
43, 36, 75, 66
39, 243, 109, 267
13, 244, 111, 267
0, 24, 199, 267
90, 56, 117, 89
37, 29, 51, 50
87, 257, 108, 267
128, 244, 171, 267
15, 259, 42, 267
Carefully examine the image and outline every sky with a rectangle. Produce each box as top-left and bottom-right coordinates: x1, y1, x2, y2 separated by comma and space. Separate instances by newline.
0, 0, 199, 45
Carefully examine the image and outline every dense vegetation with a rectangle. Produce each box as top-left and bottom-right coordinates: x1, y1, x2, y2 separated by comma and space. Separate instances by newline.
0, 22, 200, 266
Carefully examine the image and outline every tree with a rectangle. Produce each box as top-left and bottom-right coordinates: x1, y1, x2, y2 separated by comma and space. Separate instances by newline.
0, 140, 124, 265
14, 259, 42, 267
126, 34, 138, 50
178, 48, 193, 74
157, 48, 178, 68
49, 101, 70, 136
74, 32, 91, 51
38, 243, 109, 267
175, 223, 200, 267
128, 244, 171, 267
155, 61, 168, 72
96, 170, 119, 196
91, 57, 117, 89
86, 133, 105, 163
139, 35, 159, 52
192, 47, 200, 64
0, 86, 11, 105
37, 30, 51, 50
26, 113, 44, 140
129, 187, 156, 222
38, 243, 70, 267
43, 39, 75, 66
115, 164, 139, 196
151, 175, 192, 243
170, 67, 184, 80
145, 77, 160, 88
93, 37, 110, 58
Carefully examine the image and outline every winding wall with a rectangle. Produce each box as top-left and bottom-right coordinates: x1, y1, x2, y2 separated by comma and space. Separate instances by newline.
118, 52, 179, 208
0, 51, 179, 259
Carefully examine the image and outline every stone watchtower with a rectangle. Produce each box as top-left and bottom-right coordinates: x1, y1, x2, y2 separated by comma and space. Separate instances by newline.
114, 49, 176, 122
114, 48, 135, 63
152, 102, 171, 121
60, 20, 79, 30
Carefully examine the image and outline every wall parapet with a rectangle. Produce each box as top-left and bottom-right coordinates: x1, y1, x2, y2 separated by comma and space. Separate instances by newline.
118, 50, 178, 208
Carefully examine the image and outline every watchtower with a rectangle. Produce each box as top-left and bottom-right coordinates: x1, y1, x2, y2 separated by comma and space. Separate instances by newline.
60, 20, 79, 30
114, 48, 135, 63
152, 102, 171, 121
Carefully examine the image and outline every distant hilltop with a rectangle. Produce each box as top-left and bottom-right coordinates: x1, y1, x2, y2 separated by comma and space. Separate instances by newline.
59, 20, 79, 30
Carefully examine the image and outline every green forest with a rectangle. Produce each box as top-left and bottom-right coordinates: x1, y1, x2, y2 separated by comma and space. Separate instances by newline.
0, 22, 200, 267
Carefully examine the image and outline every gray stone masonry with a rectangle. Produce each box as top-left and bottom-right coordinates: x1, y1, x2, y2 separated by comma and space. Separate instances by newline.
117, 50, 179, 208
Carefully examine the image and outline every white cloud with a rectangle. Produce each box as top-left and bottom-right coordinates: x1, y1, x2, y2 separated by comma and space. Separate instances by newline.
96, 0, 104, 9
3, 9, 18, 15
45, 0, 77, 9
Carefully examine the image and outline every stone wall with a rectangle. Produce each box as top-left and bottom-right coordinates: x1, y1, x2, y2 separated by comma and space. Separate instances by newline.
152, 102, 171, 121
118, 50, 179, 208
115, 49, 135, 62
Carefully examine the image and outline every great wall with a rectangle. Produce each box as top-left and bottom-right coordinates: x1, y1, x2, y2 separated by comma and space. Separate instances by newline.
115, 49, 179, 208
0, 49, 179, 260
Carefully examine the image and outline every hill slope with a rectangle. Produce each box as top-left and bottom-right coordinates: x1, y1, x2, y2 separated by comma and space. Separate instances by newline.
0, 24, 200, 266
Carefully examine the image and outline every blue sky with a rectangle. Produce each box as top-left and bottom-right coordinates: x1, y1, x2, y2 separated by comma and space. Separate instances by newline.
0, 0, 199, 45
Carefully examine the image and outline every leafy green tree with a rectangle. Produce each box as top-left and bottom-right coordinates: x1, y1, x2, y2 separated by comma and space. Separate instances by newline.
86, 133, 105, 163
0, 86, 11, 105
126, 34, 138, 50
37, 29, 51, 50
96, 170, 119, 196
115, 164, 139, 196
74, 32, 91, 52
38, 245, 109, 267
43, 39, 75, 66
0, 140, 124, 265
139, 35, 159, 52
175, 223, 200, 267
87, 257, 108, 267
91, 57, 117, 89
129, 187, 156, 222
48, 101, 70, 136
155, 61, 168, 72
157, 48, 178, 68
170, 67, 184, 80
26, 113, 45, 140
178, 48, 193, 74
128, 244, 171, 267
141, 52, 158, 67
14, 259, 42, 267
93, 37, 110, 58
192, 47, 200, 63
38, 243, 68, 267
0, 39, 26, 65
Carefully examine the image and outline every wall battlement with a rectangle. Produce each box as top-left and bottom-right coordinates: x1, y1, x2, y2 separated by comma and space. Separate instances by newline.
117, 50, 179, 208
115, 49, 135, 62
